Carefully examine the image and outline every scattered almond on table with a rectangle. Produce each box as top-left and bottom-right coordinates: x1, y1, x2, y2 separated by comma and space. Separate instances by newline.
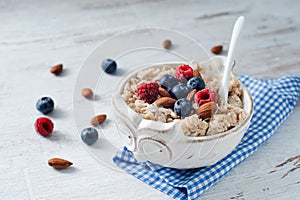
82, 88, 93, 98
163, 39, 172, 49
48, 158, 73, 169
50, 64, 63, 75
91, 114, 107, 126
211, 45, 223, 54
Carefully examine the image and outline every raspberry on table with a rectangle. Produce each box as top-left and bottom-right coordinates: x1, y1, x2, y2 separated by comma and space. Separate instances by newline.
175, 64, 194, 81
137, 81, 159, 103
194, 88, 217, 106
34, 117, 54, 137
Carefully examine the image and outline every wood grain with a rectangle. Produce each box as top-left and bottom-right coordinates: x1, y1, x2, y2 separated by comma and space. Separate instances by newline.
0, 0, 299, 200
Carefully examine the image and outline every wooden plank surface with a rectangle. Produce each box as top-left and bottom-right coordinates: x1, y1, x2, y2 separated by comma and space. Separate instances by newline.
0, 0, 299, 199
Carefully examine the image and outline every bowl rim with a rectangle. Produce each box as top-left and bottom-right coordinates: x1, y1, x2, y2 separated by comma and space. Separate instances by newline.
115, 56, 254, 141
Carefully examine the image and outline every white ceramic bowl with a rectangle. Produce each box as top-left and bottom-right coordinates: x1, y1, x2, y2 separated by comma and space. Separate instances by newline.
112, 56, 253, 169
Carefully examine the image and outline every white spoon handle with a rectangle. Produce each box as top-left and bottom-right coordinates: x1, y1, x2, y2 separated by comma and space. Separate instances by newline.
219, 16, 245, 108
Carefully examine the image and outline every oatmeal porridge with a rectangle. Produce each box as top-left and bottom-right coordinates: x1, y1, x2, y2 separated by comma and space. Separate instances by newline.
121, 61, 248, 137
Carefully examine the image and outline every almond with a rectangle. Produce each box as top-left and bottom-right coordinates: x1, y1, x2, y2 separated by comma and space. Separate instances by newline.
186, 89, 197, 101
50, 64, 63, 75
91, 114, 107, 126
211, 45, 223, 55
155, 97, 176, 108
196, 102, 217, 119
158, 87, 171, 97
48, 158, 73, 169
163, 39, 172, 49
193, 70, 202, 79
82, 88, 93, 98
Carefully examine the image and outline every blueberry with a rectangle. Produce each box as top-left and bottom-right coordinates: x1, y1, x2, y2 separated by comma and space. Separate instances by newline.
187, 77, 205, 91
171, 84, 191, 99
159, 75, 178, 90
174, 98, 193, 118
36, 97, 54, 114
102, 58, 117, 74
81, 127, 98, 145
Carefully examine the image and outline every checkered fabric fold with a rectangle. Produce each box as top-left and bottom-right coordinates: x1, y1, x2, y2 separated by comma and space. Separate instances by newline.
113, 75, 300, 200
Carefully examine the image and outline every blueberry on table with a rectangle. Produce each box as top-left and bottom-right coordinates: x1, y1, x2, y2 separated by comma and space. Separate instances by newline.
36, 97, 54, 114
174, 98, 193, 118
102, 58, 117, 74
159, 75, 178, 90
171, 84, 191, 99
81, 127, 98, 145
187, 77, 205, 91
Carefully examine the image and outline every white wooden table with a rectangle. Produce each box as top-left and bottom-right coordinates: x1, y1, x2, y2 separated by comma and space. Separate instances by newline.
1, 0, 299, 199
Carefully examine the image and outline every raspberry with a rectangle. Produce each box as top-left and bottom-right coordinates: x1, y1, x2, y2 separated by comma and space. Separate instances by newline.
194, 88, 217, 106
175, 64, 193, 81
34, 117, 54, 137
137, 81, 159, 103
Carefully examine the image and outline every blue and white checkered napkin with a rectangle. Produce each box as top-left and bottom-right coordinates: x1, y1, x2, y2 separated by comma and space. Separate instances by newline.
113, 75, 300, 200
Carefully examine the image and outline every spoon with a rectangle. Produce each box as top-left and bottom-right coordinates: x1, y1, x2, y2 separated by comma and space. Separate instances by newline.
218, 16, 245, 108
